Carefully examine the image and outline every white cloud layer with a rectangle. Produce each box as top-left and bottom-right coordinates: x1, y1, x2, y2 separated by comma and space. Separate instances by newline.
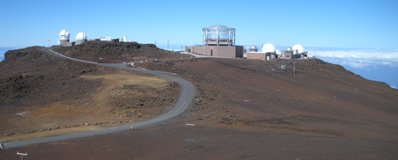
307, 49, 398, 68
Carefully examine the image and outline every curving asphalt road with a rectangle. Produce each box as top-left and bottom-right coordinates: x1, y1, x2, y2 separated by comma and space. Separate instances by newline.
1, 48, 195, 149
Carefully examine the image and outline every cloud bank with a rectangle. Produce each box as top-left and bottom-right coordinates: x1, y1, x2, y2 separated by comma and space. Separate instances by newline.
307, 49, 398, 69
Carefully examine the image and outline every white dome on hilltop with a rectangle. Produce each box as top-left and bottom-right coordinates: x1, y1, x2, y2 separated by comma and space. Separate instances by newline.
76, 32, 87, 41
76, 32, 87, 45
292, 44, 304, 54
59, 29, 70, 41
121, 35, 128, 42
261, 43, 276, 53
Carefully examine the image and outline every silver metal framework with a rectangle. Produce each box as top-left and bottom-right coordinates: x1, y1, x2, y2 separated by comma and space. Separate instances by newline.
202, 25, 236, 46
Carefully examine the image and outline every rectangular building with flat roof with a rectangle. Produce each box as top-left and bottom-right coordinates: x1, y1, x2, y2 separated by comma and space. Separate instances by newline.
191, 45, 243, 58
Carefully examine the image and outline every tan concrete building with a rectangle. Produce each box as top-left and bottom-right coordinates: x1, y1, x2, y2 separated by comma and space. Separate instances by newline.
191, 45, 244, 58
246, 52, 266, 60
280, 51, 293, 59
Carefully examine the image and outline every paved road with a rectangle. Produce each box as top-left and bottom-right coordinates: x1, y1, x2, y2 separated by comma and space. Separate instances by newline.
2, 48, 195, 149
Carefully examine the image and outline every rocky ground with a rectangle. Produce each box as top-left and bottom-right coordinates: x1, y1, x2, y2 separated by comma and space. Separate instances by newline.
142, 58, 398, 141
52, 41, 191, 63
1, 43, 397, 159
0, 46, 178, 142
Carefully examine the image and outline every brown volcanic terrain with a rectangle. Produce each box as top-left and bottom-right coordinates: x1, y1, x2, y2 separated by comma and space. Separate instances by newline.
0, 46, 178, 142
145, 58, 398, 141
1, 43, 398, 160
52, 41, 191, 63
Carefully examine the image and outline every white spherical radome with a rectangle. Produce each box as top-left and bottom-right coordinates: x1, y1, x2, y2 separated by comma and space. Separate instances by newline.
292, 44, 304, 54
75, 32, 87, 41
59, 29, 70, 40
261, 43, 276, 53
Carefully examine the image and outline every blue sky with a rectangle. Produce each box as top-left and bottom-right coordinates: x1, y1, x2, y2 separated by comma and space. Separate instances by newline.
0, 0, 397, 49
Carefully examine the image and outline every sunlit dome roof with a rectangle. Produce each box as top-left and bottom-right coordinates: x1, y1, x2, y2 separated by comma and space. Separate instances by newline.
59, 29, 70, 40
76, 32, 87, 41
292, 44, 304, 54
261, 43, 276, 53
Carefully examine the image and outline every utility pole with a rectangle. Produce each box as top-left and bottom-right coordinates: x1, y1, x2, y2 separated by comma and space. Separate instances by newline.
167, 39, 170, 50
190, 37, 193, 53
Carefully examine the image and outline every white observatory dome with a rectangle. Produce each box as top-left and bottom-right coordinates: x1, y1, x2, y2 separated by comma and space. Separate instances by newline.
261, 43, 276, 53
292, 44, 304, 54
59, 29, 70, 41
75, 32, 87, 45
76, 32, 87, 41
121, 36, 128, 42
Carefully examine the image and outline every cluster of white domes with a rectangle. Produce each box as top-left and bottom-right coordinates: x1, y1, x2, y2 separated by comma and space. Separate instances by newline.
58, 29, 131, 46
247, 43, 306, 55
261, 43, 276, 53
58, 29, 88, 45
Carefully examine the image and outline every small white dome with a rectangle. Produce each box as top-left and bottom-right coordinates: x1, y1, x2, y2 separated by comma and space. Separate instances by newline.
76, 32, 87, 41
292, 44, 304, 54
59, 29, 70, 41
261, 43, 276, 53
121, 36, 128, 42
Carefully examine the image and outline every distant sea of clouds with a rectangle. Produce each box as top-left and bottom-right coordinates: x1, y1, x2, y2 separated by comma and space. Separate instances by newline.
305, 48, 398, 89
1, 46, 397, 89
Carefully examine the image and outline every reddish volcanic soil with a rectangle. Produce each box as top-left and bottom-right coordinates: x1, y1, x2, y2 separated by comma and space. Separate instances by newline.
1, 45, 398, 160
0, 46, 178, 142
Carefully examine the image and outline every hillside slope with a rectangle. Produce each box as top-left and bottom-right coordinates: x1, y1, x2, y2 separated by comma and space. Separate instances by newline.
0, 46, 178, 141
52, 41, 190, 63
1, 43, 397, 159
147, 58, 398, 141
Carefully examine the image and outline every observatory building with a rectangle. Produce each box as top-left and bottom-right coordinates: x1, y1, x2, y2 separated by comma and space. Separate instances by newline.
75, 32, 87, 45
292, 44, 308, 58
246, 43, 277, 60
280, 47, 293, 59
59, 29, 72, 46
121, 36, 128, 42
189, 25, 243, 58
280, 44, 308, 59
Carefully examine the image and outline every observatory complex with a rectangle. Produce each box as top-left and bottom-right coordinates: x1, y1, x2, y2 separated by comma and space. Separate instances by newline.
58, 27, 308, 61
188, 25, 244, 58
58, 29, 130, 47
246, 43, 308, 60
279, 44, 308, 59
246, 43, 277, 60
58, 30, 87, 46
